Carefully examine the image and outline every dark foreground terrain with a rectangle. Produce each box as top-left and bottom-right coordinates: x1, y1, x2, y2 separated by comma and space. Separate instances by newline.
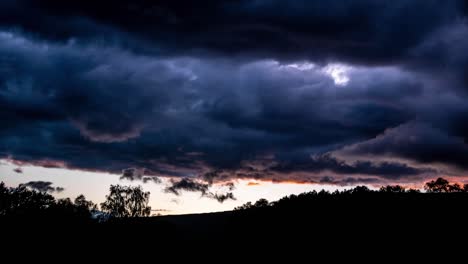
2, 179, 468, 252
4, 191, 468, 240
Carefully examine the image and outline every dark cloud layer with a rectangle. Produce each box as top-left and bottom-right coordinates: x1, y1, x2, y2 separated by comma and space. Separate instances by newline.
20, 181, 64, 193
271, 154, 433, 179
0, 0, 464, 64
2, 1, 468, 186
337, 122, 468, 170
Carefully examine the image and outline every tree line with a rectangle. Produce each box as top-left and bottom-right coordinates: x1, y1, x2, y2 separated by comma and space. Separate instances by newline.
1, 177, 467, 219
234, 177, 468, 210
0, 182, 151, 219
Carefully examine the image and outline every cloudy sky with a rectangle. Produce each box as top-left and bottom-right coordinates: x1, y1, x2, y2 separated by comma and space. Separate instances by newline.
2, 0, 468, 214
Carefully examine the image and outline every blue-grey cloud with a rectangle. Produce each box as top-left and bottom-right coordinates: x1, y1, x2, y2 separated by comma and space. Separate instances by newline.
0, 0, 463, 65
1, 1, 468, 186
164, 177, 236, 203
120, 168, 161, 184
336, 122, 468, 171
165, 178, 210, 196
20, 181, 64, 193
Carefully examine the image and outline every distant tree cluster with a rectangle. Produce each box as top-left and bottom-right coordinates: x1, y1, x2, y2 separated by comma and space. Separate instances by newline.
0, 182, 95, 218
234, 198, 270, 210
424, 178, 468, 193
235, 177, 468, 211
0, 182, 151, 220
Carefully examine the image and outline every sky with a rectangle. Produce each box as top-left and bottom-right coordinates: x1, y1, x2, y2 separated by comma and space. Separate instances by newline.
2, 0, 468, 214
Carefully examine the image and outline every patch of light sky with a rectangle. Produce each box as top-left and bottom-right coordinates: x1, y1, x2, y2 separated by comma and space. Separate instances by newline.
0, 159, 348, 215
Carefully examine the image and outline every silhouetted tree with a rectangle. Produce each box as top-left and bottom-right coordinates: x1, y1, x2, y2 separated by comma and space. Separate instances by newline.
235, 199, 270, 210
407, 189, 421, 194
464, 184, 468, 193
75, 195, 96, 211
0, 182, 10, 215
380, 185, 406, 193
254, 198, 270, 208
234, 202, 253, 210
100, 185, 151, 217
425, 178, 450, 193
0, 183, 56, 216
448, 183, 463, 193
352, 186, 371, 194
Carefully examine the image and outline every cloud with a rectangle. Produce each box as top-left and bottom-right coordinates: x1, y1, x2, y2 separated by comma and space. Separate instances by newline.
0, 0, 463, 65
2, 1, 468, 187
319, 176, 381, 186
20, 181, 65, 193
206, 192, 236, 203
336, 122, 468, 170
165, 178, 210, 196
223, 182, 235, 191
0, 32, 423, 179
120, 168, 161, 184
164, 177, 236, 203
271, 153, 433, 179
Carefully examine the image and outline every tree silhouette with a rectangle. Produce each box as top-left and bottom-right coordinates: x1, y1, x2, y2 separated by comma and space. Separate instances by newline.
74, 194, 96, 211
425, 178, 450, 193
100, 185, 151, 217
234, 199, 270, 210
254, 198, 270, 208
0, 183, 55, 216
234, 202, 253, 210
448, 183, 463, 193
423, 178, 467, 193
352, 185, 371, 194
73, 194, 96, 218
380, 185, 406, 193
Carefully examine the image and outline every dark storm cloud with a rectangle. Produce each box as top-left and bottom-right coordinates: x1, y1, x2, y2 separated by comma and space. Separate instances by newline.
0, 31, 423, 180
0, 0, 463, 64
337, 122, 468, 170
319, 176, 380, 186
271, 154, 433, 179
0, 31, 188, 143
2, 1, 468, 186
20, 181, 64, 193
